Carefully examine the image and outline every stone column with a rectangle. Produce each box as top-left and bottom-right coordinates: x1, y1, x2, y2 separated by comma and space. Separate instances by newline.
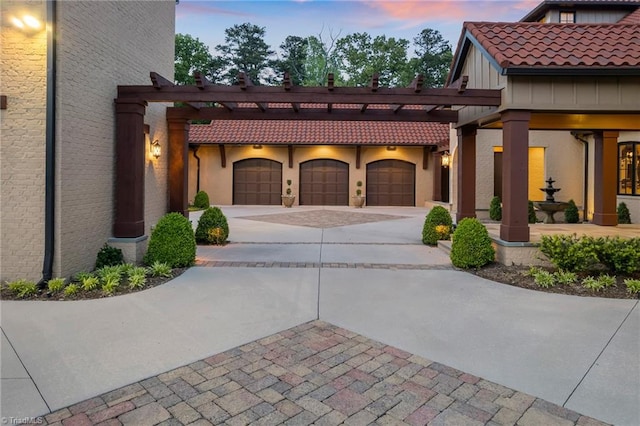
168, 118, 190, 217
500, 110, 530, 242
593, 131, 619, 226
456, 125, 477, 222
114, 99, 146, 238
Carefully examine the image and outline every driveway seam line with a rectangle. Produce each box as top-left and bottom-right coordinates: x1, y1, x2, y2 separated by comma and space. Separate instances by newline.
1, 327, 51, 414
317, 228, 324, 321
562, 299, 639, 407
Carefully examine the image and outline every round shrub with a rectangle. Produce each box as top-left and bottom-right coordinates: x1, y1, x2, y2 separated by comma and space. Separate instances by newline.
489, 196, 502, 221
195, 207, 229, 245
564, 199, 579, 223
193, 191, 210, 209
422, 206, 453, 245
450, 218, 495, 269
144, 213, 196, 268
618, 202, 631, 224
95, 243, 124, 269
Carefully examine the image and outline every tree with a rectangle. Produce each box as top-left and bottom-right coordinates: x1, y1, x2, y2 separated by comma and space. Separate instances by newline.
272, 36, 308, 85
334, 33, 412, 87
174, 33, 215, 85
410, 28, 453, 88
303, 29, 342, 86
215, 23, 275, 85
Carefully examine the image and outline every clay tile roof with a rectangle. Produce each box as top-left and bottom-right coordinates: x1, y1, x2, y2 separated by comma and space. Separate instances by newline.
463, 21, 640, 70
189, 120, 450, 147
618, 7, 640, 23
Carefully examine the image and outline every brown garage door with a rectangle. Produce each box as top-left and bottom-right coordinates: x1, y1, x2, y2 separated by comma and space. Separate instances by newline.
300, 159, 349, 205
233, 158, 282, 205
366, 160, 415, 206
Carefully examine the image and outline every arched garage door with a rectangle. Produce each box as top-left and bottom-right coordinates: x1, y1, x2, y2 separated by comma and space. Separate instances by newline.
233, 158, 282, 205
366, 160, 415, 206
300, 159, 349, 205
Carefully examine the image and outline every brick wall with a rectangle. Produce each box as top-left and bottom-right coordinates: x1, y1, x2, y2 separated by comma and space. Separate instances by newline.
0, 1, 48, 282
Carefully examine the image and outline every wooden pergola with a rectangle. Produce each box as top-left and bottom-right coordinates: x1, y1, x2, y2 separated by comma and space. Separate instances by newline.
114, 72, 501, 239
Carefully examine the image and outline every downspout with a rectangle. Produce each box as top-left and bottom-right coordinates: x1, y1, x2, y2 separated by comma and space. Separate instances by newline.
192, 144, 201, 193
571, 131, 591, 222
38, 0, 57, 288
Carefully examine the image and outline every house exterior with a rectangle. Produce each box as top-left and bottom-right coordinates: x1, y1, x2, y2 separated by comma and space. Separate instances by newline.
447, 0, 640, 239
0, 1, 175, 282
187, 119, 450, 208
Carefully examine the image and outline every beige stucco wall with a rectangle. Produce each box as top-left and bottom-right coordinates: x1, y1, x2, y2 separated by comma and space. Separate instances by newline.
0, 1, 174, 282
0, 1, 48, 282
189, 145, 434, 207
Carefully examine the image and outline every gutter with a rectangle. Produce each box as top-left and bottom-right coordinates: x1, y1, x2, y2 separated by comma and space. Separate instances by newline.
571, 131, 591, 222
192, 145, 201, 193
39, 0, 57, 288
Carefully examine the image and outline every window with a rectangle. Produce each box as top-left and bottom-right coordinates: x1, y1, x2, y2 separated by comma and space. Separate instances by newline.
618, 142, 640, 196
560, 11, 576, 23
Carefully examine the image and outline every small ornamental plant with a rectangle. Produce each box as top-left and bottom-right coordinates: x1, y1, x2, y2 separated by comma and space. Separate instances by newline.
528, 201, 538, 224
95, 244, 124, 269
285, 179, 293, 196
47, 277, 66, 293
8, 279, 38, 298
144, 212, 196, 268
564, 199, 579, 223
422, 206, 453, 245
618, 202, 631, 224
193, 191, 210, 209
356, 181, 363, 197
450, 218, 495, 269
489, 196, 502, 221
195, 207, 230, 245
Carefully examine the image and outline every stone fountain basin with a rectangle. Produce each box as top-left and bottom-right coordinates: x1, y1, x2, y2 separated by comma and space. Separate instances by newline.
533, 201, 570, 224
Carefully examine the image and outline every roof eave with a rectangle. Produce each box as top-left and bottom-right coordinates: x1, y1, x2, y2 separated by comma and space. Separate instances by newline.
504, 67, 640, 76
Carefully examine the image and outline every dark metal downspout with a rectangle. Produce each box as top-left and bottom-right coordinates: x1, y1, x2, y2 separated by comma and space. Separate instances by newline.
192, 145, 201, 193
39, 0, 56, 288
571, 131, 591, 222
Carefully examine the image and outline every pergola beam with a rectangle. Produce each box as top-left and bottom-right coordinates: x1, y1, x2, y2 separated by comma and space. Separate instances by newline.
150, 72, 174, 89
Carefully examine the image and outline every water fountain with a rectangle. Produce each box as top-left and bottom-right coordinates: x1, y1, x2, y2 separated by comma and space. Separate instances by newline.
533, 177, 570, 224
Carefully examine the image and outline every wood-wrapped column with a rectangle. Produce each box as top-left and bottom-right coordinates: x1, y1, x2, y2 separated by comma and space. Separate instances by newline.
433, 152, 443, 201
168, 118, 190, 217
456, 125, 477, 222
593, 131, 619, 226
114, 99, 146, 238
500, 110, 531, 242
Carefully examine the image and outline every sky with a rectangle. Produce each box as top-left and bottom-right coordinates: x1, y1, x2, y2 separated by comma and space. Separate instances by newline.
175, 0, 541, 57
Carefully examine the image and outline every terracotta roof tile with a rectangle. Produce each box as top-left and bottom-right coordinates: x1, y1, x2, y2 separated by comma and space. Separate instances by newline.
464, 22, 640, 69
189, 120, 450, 147
618, 7, 640, 23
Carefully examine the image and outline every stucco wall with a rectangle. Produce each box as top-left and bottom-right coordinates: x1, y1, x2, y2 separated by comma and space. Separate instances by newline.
0, 1, 48, 282
189, 145, 434, 207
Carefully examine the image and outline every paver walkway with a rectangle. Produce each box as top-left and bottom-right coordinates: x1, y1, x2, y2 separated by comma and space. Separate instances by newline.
40, 321, 606, 426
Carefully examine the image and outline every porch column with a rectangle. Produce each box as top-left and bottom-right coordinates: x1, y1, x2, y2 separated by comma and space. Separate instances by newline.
593, 131, 619, 226
168, 118, 190, 217
500, 110, 530, 242
114, 99, 146, 237
433, 152, 443, 202
456, 125, 477, 222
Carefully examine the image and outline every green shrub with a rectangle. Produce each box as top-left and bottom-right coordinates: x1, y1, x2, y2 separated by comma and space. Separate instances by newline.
554, 270, 577, 285
47, 277, 66, 293
356, 180, 363, 196
489, 196, 502, 221
564, 199, 579, 224
64, 283, 79, 297
7, 279, 38, 298
533, 270, 556, 288
422, 206, 453, 245
539, 234, 600, 272
148, 261, 172, 278
80, 275, 99, 291
95, 243, 124, 269
193, 190, 210, 209
597, 237, 640, 274
618, 202, 631, 224
624, 279, 640, 294
582, 276, 603, 291
598, 274, 616, 288
102, 274, 120, 295
96, 265, 123, 280
144, 213, 196, 268
528, 201, 538, 224
450, 218, 495, 269
195, 207, 230, 245
128, 271, 147, 289
74, 271, 93, 282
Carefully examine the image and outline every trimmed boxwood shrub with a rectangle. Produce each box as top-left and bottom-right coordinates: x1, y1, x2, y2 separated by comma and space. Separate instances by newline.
422, 206, 453, 245
450, 218, 495, 269
564, 199, 579, 223
528, 200, 538, 224
489, 196, 502, 221
195, 207, 229, 245
95, 243, 124, 269
144, 213, 196, 268
618, 202, 631, 224
193, 191, 210, 209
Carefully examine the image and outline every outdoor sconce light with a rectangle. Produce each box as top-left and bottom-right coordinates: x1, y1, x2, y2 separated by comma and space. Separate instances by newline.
386, 146, 397, 151
441, 151, 451, 168
10, 14, 42, 32
253, 144, 263, 149
151, 140, 161, 159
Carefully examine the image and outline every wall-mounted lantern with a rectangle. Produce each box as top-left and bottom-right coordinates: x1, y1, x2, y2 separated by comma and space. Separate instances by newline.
386, 146, 397, 151
151, 140, 161, 159
441, 151, 451, 168
10, 14, 42, 32
252, 144, 263, 149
